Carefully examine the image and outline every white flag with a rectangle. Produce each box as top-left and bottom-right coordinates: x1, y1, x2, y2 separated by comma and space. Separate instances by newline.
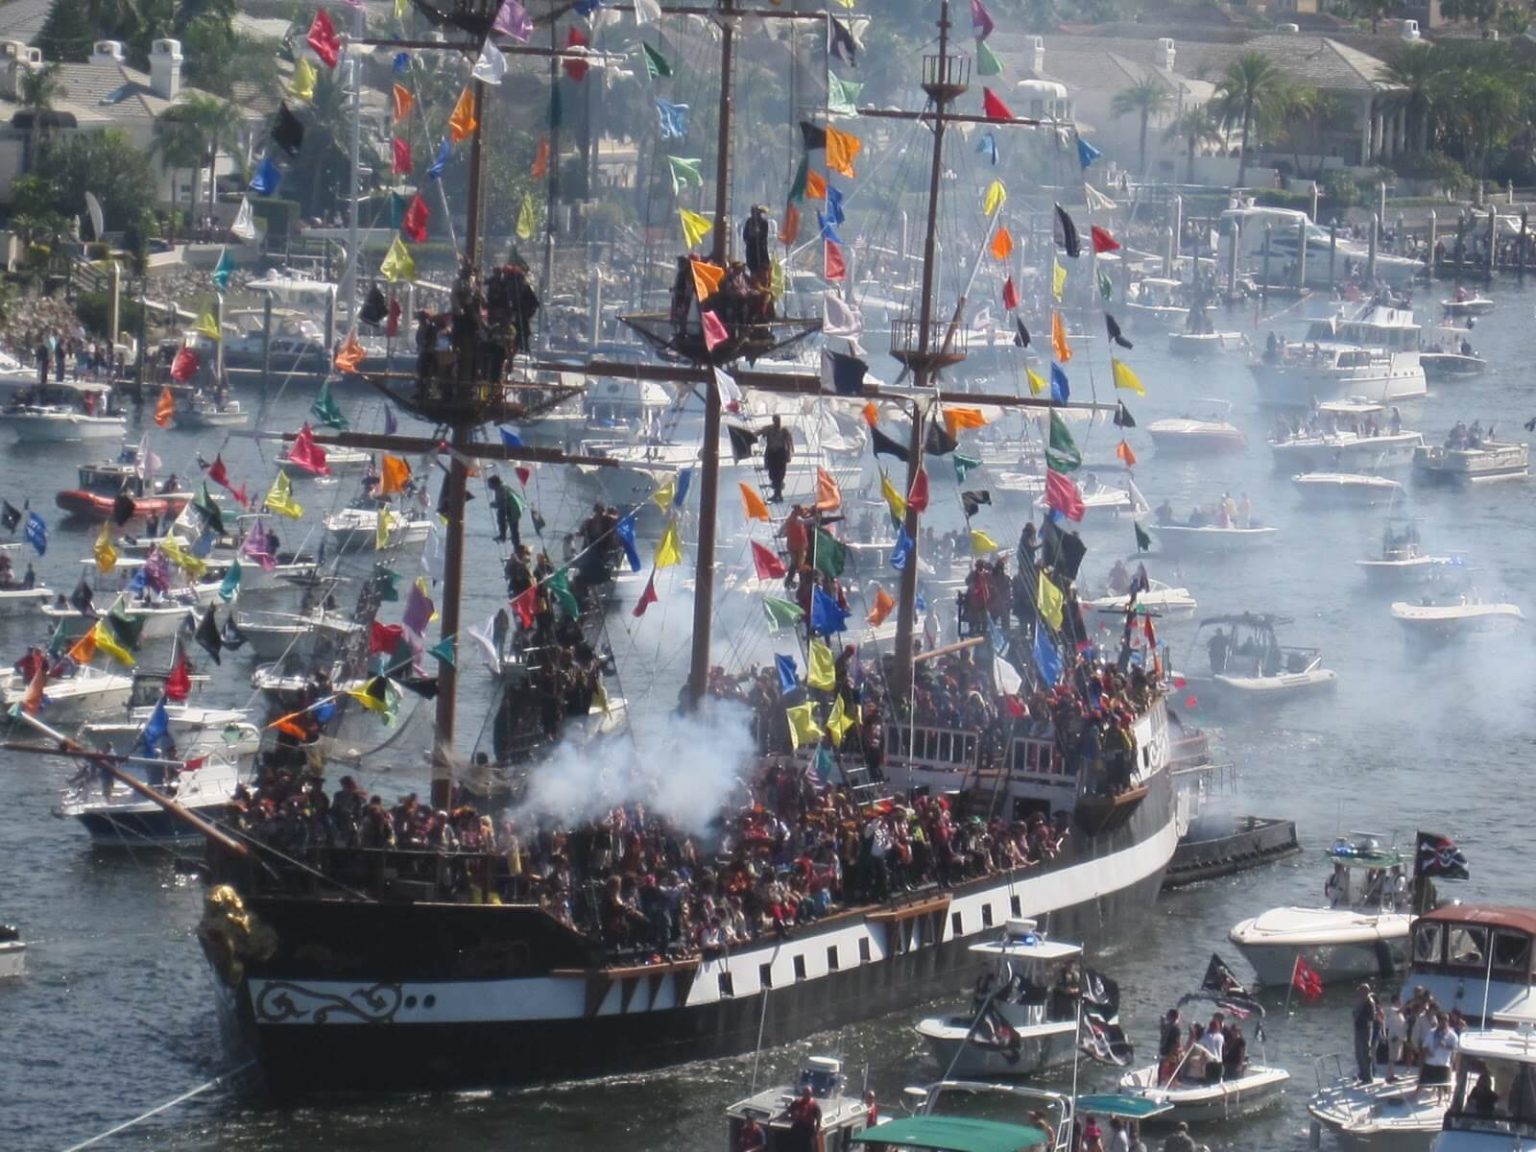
467, 613, 503, 668
993, 655, 1022, 696
421, 516, 446, 581
84, 191, 105, 241
634, 0, 662, 24
712, 366, 743, 414
472, 41, 507, 85
136, 432, 161, 490
231, 197, 257, 242
823, 291, 863, 339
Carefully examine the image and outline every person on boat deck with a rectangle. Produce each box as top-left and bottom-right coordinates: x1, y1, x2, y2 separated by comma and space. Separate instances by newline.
1382, 992, 1407, 1082
1154, 499, 1174, 527
1222, 1021, 1248, 1079
1354, 984, 1378, 1084
1237, 493, 1252, 529
762, 415, 794, 502
1201, 1012, 1226, 1082
1157, 1008, 1183, 1085
1389, 407, 1403, 435
784, 1084, 821, 1152
735, 1115, 767, 1152
1206, 628, 1229, 675
1468, 1070, 1500, 1116
20, 562, 33, 590
1417, 1010, 1458, 1094
1183, 1023, 1210, 1082
1161, 1120, 1197, 1152
1106, 559, 1131, 596
1081, 1114, 1105, 1152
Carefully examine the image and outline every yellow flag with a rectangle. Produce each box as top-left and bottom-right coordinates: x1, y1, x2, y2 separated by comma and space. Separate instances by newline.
264, 472, 303, 519
785, 701, 822, 750
449, 86, 477, 143
1112, 357, 1146, 396
1037, 570, 1065, 630
679, 209, 712, 249
655, 519, 683, 568
826, 695, 856, 747
94, 521, 116, 574
770, 257, 785, 301
160, 537, 208, 578
91, 620, 135, 667
808, 639, 836, 691
394, 0, 408, 19
291, 58, 317, 103
740, 482, 770, 522
971, 529, 999, 555
380, 235, 415, 283
1052, 258, 1067, 302
983, 179, 1007, 216
347, 681, 391, 714
516, 195, 536, 240
880, 472, 906, 522
195, 311, 220, 341
1026, 366, 1048, 396
650, 475, 676, 512
375, 505, 393, 551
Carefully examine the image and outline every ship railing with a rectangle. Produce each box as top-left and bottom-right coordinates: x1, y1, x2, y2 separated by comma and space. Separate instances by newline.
882, 723, 979, 775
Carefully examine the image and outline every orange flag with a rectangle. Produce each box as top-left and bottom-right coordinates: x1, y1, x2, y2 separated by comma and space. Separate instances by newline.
392, 83, 413, 123
449, 86, 477, 143
334, 329, 365, 374
531, 137, 550, 180
990, 226, 1014, 262
779, 202, 800, 245
20, 658, 45, 715
379, 454, 411, 495
690, 258, 725, 303
740, 482, 770, 522
154, 386, 175, 428
816, 467, 842, 512
805, 170, 827, 201
68, 628, 97, 664
944, 407, 987, 437
867, 586, 896, 626
825, 126, 861, 178
1051, 310, 1072, 363
861, 401, 879, 427
1116, 439, 1137, 468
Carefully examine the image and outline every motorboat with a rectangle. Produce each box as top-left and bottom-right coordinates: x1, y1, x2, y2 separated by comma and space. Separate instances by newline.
81, 705, 260, 764
278, 443, 372, 477
1153, 523, 1277, 555
1390, 594, 1523, 642
1425, 1028, 1536, 1151
1419, 350, 1486, 381
1408, 905, 1536, 1030
1147, 402, 1246, 455
1270, 401, 1424, 472
905, 1079, 1140, 1152
0, 923, 22, 978
1230, 834, 1411, 986
41, 586, 220, 642
1250, 305, 1427, 407
1439, 293, 1495, 318
723, 1057, 875, 1152
1124, 277, 1189, 329
914, 919, 1130, 1078
1168, 330, 1246, 358
55, 485, 191, 523
234, 607, 365, 662
323, 502, 433, 553
0, 663, 135, 722
0, 382, 127, 442
1412, 434, 1528, 485
1308, 1065, 1446, 1152
1118, 1061, 1290, 1125
1187, 613, 1338, 703
56, 749, 246, 845
0, 583, 49, 616
175, 392, 249, 430
1291, 472, 1404, 507
1007, 474, 1148, 520
1358, 521, 1459, 588
1083, 579, 1197, 619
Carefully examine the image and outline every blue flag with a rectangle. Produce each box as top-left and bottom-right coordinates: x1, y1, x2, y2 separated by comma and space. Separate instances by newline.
1033, 624, 1062, 685
427, 137, 452, 181
825, 184, 846, 226
977, 132, 999, 166
249, 155, 282, 196
890, 526, 913, 571
989, 619, 1009, 657
127, 566, 147, 593
191, 528, 216, 559
499, 426, 524, 448
313, 698, 339, 725
1050, 362, 1070, 404
915, 591, 928, 614
392, 52, 411, 74
141, 697, 170, 755
775, 653, 798, 694
655, 99, 689, 141
811, 586, 850, 636
23, 511, 45, 556
1077, 136, 1102, 169
817, 213, 843, 244
614, 515, 641, 572
673, 468, 692, 510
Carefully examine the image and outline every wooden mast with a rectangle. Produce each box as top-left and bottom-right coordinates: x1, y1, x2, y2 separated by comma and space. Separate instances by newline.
683, 0, 738, 708
891, 0, 962, 709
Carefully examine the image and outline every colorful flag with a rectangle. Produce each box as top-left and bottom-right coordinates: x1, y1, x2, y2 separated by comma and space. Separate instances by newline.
93, 521, 116, 574
1001, 276, 1019, 312
763, 596, 803, 631
808, 639, 836, 691
825, 127, 860, 177
667, 155, 704, 194
971, 0, 995, 39
981, 88, 1013, 120
449, 87, 477, 142
264, 472, 303, 519
493, 0, 533, 41
1116, 439, 1138, 469
812, 528, 846, 577
971, 529, 999, 555
1046, 412, 1081, 473
1134, 522, 1152, 553
1037, 571, 1064, 630
92, 620, 134, 666
291, 58, 317, 102
679, 209, 712, 248
380, 235, 415, 283
810, 586, 849, 635
392, 83, 413, 123
983, 179, 1006, 216
1291, 954, 1325, 1003
632, 572, 658, 618
402, 194, 429, 243
1078, 136, 1102, 168
751, 541, 786, 580
1050, 363, 1070, 404
990, 227, 1013, 262
1415, 831, 1470, 879
1052, 258, 1067, 301
1091, 225, 1120, 253
563, 26, 589, 82
655, 521, 683, 569
1044, 468, 1084, 521
210, 247, 235, 291
23, 511, 45, 556
785, 702, 821, 750
307, 9, 342, 68
816, 468, 842, 513
1051, 311, 1072, 363
908, 468, 930, 513
642, 42, 672, 79
1112, 358, 1146, 396
740, 483, 770, 522
880, 473, 906, 523
154, 386, 176, 427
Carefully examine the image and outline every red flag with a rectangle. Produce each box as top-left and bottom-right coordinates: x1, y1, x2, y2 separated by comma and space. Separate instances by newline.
515, 466, 531, 486
402, 194, 429, 243
751, 541, 787, 581
632, 573, 658, 618
1091, 225, 1120, 253
392, 138, 412, 176
1001, 276, 1019, 311
701, 309, 730, 351
21, 656, 45, 715
306, 9, 342, 69
982, 88, 1013, 121
907, 467, 930, 513
369, 620, 404, 654
1044, 468, 1084, 522
563, 26, 589, 81
824, 239, 846, 281
206, 454, 230, 489
182, 755, 208, 772
170, 347, 198, 384
531, 137, 550, 180
511, 585, 538, 628
287, 422, 330, 476
1115, 439, 1137, 468
166, 653, 191, 702
1292, 954, 1325, 1003
386, 295, 401, 338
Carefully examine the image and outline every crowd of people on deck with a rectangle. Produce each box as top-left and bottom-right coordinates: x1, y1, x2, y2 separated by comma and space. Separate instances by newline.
1444, 420, 1499, 450
1155, 1004, 1252, 1088
1349, 983, 1467, 1094
1270, 405, 1403, 444
412, 260, 540, 397
1154, 493, 1256, 530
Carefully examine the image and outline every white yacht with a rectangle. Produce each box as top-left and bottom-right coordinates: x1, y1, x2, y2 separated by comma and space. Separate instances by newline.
1252, 306, 1427, 407
234, 607, 365, 662
1428, 1027, 1536, 1152
1409, 905, 1536, 1030
57, 749, 246, 845
1270, 400, 1424, 472
723, 1057, 874, 1151
1292, 472, 1404, 507
1230, 834, 1411, 986
1124, 277, 1189, 328
1083, 580, 1197, 620
1148, 401, 1246, 455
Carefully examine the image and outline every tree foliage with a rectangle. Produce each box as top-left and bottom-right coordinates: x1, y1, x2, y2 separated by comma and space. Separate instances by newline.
28, 129, 155, 230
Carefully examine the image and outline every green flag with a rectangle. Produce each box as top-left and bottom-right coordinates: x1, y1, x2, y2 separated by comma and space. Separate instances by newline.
428, 636, 455, 667
953, 450, 983, 483
372, 565, 401, 602
47, 619, 67, 657
1046, 412, 1081, 473
107, 602, 145, 650
312, 377, 349, 430
667, 155, 704, 195
827, 74, 863, 116
548, 568, 580, 618
1097, 268, 1115, 302
976, 39, 1002, 77
789, 154, 808, 202
813, 528, 846, 578
763, 596, 803, 631
1134, 522, 1152, 553
643, 42, 672, 79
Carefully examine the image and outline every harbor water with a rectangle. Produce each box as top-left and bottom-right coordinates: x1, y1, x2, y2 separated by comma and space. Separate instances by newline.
4, 283, 1536, 1150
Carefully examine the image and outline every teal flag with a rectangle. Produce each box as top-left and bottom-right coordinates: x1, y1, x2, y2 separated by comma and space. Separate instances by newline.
218, 557, 242, 602
312, 378, 349, 430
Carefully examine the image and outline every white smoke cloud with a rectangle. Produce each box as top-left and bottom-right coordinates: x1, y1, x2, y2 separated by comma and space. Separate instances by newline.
514, 697, 757, 836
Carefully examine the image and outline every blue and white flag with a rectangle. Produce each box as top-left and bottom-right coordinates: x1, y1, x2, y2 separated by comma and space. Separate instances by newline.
977, 131, 999, 166
614, 515, 641, 572
1033, 624, 1062, 685
427, 137, 452, 181
655, 99, 690, 141
23, 511, 46, 556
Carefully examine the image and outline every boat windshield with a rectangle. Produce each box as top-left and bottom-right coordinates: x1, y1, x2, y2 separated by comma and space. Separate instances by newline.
1446, 1054, 1536, 1139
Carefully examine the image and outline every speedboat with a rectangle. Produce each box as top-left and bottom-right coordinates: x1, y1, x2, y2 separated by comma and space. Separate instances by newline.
1118, 1061, 1290, 1125
1124, 277, 1188, 329
1412, 436, 1528, 485
1425, 1028, 1536, 1151
1390, 594, 1523, 642
1292, 472, 1403, 507
55, 749, 246, 845
723, 1057, 875, 1152
1270, 401, 1423, 472
41, 587, 220, 642
1229, 833, 1412, 986
1440, 293, 1495, 318
175, 392, 249, 430
0, 923, 22, 978
81, 706, 260, 764
1308, 1067, 1446, 1152
0, 663, 135, 722
1147, 402, 1246, 455
323, 503, 433, 553
1083, 579, 1197, 619
1419, 350, 1486, 381
234, 607, 365, 661
0, 382, 127, 442
1186, 613, 1338, 703
278, 443, 371, 477
1012, 474, 1148, 520
914, 919, 1130, 1078
1357, 521, 1458, 588
905, 1079, 1142, 1152
1153, 514, 1276, 555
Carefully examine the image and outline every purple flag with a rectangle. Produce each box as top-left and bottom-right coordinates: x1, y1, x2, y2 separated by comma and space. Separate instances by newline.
493, 0, 533, 42
403, 580, 434, 636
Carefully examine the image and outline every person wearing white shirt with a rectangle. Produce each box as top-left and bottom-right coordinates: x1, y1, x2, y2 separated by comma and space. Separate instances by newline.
1200, 1016, 1226, 1083
1418, 1011, 1458, 1095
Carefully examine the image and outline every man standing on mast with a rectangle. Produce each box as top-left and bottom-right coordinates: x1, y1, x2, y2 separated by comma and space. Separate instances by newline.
762, 414, 793, 503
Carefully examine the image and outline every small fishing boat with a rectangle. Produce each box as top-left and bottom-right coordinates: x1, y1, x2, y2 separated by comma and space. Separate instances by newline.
1124, 277, 1188, 328
41, 587, 220, 642
1270, 401, 1423, 473
323, 502, 433, 553
1153, 521, 1277, 555
1412, 436, 1528, 485
1440, 293, 1495, 318
1147, 402, 1246, 455
1186, 614, 1337, 703
0, 663, 135, 722
1390, 594, 1523, 642
1002, 474, 1147, 520
234, 607, 365, 662
0, 382, 126, 442
0, 923, 22, 978
1419, 350, 1486, 381
175, 392, 249, 430
0, 581, 49, 616
56, 751, 246, 846
723, 1057, 875, 1152
1167, 331, 1245, 359
1357, 520, 1458, 588
1083, 580, 1197, 619
1230, 834, 1412, 986
1308, 1065, 1445, 1152
278, 443, 372, 477
1291, 472, 1403, 507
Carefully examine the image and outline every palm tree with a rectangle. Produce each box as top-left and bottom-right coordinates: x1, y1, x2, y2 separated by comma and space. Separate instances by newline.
1110, 75, 1173, 174
1163, 105, 1219, 183
152, 96, 240, 231
1384, 43, 1441, 155
1214, 52, 1286, 187
19, 64, 66, 173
